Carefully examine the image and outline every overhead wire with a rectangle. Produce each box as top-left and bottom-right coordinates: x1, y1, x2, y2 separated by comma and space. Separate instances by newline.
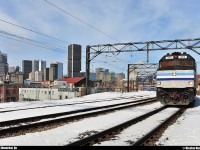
0, 30, 67, 50
101, 54, 131, 64
0, 18, 71, 45
43, 0, 127, 72
82, 55, 128, 73
43, 0, 121, 43
1, 1, 126, 73
98, 61, 128, 73
0, 30, 67, 53
0, 34, 66, 53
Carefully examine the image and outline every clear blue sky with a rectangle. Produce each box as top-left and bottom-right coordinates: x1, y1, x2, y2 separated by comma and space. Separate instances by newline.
1, 0, 200, 76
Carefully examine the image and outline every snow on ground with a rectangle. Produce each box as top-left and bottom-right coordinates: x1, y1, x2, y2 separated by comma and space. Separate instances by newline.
0, 91, 154, 111
95, 107, 180, 146
156, 96, 200, 146
0, 91, 155, 122
0, 91, 199, 146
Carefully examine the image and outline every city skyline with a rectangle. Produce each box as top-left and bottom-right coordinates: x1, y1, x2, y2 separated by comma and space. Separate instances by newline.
1, 0, 200, 75
5, 51, 125, 79
4, 49, 126, 78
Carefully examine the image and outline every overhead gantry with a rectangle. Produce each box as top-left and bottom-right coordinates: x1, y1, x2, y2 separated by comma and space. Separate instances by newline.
86, 38, 200, 94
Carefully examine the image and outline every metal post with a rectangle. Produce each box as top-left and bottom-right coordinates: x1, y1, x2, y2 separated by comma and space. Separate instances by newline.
86, 46, 90, 95
147, 43, 149, 63
136, 73, 138, 91
127, 64, 130, 92
2, 84, 5, 102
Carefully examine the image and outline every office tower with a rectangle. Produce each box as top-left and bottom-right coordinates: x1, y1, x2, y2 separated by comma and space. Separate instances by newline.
95, 68, 109, 80
95, 68, 104, 80
22, 60, 32, 80
68, 44, 81, 78
44, 68, 49, 81
0, 51, 8, 75
52, 61, 63, 79
49, 63, 58, 82
35, 71, 43, 82
32, 60, 46, 81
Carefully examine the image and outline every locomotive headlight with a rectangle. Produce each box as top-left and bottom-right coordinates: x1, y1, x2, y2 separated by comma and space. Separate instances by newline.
188, 81, 193, 85
165, 56, 173, 59
157, 82, 161, 85
172, 70, 176, 76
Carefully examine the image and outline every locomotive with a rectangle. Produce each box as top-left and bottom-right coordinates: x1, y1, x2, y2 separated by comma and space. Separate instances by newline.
156, 52, 196, 105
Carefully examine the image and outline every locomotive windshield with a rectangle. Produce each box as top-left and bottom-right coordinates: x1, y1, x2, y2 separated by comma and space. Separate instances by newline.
160, 61, 174, 68
159, 59, 195, 69
176, 60, 194, 67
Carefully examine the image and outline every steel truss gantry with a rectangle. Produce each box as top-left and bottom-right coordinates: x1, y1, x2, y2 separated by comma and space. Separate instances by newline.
127, 63, 158, 92
86, 38, 200, 94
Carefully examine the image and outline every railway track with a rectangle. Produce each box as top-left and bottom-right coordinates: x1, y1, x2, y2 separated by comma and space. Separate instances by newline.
0, 97, 157, 138
0, 97, 156, 127
66, 105, 187, 146
0, 96, 143, 113
131, 106, 187, 146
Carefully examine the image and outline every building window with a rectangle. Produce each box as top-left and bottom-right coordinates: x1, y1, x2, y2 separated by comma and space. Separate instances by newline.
13, 90, 16, 94
6, 90, 10, 96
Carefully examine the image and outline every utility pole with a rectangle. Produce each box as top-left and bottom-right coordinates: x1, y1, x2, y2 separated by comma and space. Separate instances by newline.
86, 46, 90, 95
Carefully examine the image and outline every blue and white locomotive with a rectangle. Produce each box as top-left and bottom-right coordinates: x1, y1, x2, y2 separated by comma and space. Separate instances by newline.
156, 52, 196, 105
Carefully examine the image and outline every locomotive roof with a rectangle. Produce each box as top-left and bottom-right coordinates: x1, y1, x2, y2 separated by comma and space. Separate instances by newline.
160, 52, 195, 61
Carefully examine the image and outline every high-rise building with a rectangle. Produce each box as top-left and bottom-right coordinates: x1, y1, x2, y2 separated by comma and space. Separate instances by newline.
95, 68, 104, 80
49, 63, 58, 82
22, 60, 32, 80
52, 61, 63, 79
95, 68, 109, 80
32, 60, 46, 81
95, 68, 110, 84
35, 71, 43, 82
0, 51, 8, 75
68, 44, 81, 78
44, 68, 49, 81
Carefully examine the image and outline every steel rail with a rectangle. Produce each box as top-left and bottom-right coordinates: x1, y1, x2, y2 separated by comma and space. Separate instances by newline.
131, 106, 187, 146
0, 96, 138, 113
0, 97, 156, 127
0, 99, 157, 137
65, 105, 167, 146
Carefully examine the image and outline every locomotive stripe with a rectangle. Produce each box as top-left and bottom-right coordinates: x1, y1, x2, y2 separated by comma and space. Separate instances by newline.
157, 74, 194, 78
156, 70, 195, 81
157, 76, 194, 78
157, 73, 194, 76
157, 78, 194, 81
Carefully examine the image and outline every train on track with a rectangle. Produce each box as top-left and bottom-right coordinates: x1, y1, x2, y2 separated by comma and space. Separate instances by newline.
156, 52, 196, 105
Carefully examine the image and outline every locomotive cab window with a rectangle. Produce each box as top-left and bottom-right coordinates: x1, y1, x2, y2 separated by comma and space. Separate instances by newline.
176, 60, 194, 67
159, 61, 175, 68
159, 59, 195, 69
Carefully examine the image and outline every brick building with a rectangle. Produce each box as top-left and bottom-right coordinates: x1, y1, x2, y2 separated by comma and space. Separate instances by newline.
196, 74, 200, 95
0, 83, 19, 102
